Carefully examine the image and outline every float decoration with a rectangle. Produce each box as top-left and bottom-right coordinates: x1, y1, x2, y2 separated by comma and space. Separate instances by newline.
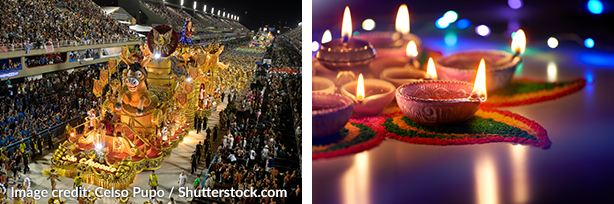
50, 23, 253, 190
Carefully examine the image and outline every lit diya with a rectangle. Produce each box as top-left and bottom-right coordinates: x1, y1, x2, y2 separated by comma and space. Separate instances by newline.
353, 4, 422, 59
369, 40, 420, 77
436, 29, 525, 91
380, 57, 437, 87
396, 59, 488, 126
312, 93, 354, 137
315, 6, 376, 72
341, 74, 395, 115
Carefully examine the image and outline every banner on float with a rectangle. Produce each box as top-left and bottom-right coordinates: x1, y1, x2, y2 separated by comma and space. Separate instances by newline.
45, 45, 54, 52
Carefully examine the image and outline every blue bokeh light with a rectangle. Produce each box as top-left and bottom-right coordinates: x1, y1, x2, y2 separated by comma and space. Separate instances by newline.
586, 72, 594, 85
436, 17, 451, 29
456, 19, 471, 29
584, 38, 595, 48
508, 0, 523, 9
444, 32, 458, 46
588, 0, 604, 14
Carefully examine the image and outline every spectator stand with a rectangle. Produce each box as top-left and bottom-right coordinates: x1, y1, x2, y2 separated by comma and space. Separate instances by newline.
0, 57, 23, 73
25, 53, 67, 68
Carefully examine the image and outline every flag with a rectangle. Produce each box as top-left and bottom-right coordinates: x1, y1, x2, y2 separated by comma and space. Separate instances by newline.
0, 46, 7, 53
108, 58, 117, 74
45, 44, 54, 52
25, 43, 33, 54
100, 69, 109, 86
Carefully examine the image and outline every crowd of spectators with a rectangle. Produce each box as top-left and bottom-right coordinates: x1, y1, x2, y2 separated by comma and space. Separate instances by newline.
144, 2, 203, 29
1, 60, 21, 71
278, 27, 301, 51
265, 37, 302, 69
25, 53, 65, 68
0, 67, 99, 148
69, 49, 100, 61
0, 0, 138, 49
190, 65, 301, 204
143, 1, 248, 31
198, 14, 248, 31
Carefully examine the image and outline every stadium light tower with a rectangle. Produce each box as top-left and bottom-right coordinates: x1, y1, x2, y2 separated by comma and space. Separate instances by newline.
180, 0, 184, 6
211, 7, 214, 13
193, 1, 196, 9
223, 11, 226, 17
204, 5, 206, 12
218, 10, 220, 16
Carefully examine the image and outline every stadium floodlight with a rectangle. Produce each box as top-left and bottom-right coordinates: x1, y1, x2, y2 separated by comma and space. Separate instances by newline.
223, 11, 226, 17
193, 1, 196, 9
180, 0, 184, 6
204, 5, 206, 12
218, 10, 220, 16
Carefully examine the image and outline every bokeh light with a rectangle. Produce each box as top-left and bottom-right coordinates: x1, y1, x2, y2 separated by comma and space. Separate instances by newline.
508, 0, 523, 9
362, 19, 376, 31
588, 0, 604, 14
442, 11, 458, 23
547, 37, 559, 48
456, 19, 471, 29
436, 17, 451, 29
312, 41, 320, 52
511, 31, 516, 38
584, 38, 595, 48
353, 31, 360, 36
444, 32, 458, 46
476, 25, 491, 37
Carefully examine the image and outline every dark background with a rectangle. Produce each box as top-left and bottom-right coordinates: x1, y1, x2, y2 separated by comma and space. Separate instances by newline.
96, 0, 302, 31
313, 0, 614, 50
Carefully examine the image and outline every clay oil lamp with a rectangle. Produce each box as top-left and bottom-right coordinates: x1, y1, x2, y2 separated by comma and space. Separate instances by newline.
315, 7, 377, 89
380, 57, 437, 87
341, 74, 396, 115
370, 40, 419, 77
313, 76, 336, 94
396, 59, 488, 126
353, 4, 422, 59
312, 93, 354, 137
315, 6, 377, 72
436, 29, 525, 91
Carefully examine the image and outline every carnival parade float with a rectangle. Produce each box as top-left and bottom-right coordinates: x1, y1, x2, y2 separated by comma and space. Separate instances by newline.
47, 20, 252, 190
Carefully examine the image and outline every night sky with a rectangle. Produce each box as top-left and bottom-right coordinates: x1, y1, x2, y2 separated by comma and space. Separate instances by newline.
164, 0, 302, 31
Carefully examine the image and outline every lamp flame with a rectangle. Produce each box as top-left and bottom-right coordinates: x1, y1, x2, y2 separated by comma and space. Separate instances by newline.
322, 30, 332, 44
396, 4, 410, 34
426, 57, 437, 79
471, 59, 488, 102
357, 73, 365, 101
511, 29, 526, 55
342, 6, 353, 40
405, 41, 418, 57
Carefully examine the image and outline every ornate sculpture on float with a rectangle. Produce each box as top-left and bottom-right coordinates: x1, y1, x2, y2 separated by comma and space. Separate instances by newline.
48, 22, 252, 190
180, 18, 194, 45
116, 52, 157, 116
